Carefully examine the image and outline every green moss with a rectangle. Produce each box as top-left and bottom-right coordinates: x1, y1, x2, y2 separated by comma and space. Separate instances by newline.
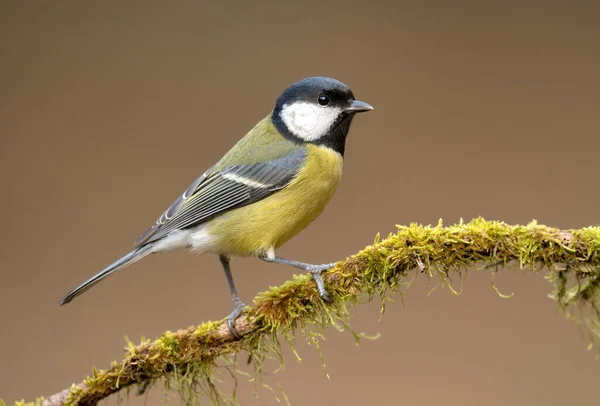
24, 218, 600, 406
194, 321, 221, 337
12, 400, 41, 406
11, 399, 45, 406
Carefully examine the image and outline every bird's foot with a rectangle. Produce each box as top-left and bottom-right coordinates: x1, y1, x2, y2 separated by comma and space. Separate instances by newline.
227, 298, 246, 340
305, 262, 337, 303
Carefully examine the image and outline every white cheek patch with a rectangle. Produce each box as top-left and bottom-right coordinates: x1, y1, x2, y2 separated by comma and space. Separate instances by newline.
280, 102, 342, 141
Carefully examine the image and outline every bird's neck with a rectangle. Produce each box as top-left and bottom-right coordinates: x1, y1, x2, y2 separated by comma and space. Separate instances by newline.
271, 109, 353, 157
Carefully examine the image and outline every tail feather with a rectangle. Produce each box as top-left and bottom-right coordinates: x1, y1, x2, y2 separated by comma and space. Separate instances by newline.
58, 244, 154, 305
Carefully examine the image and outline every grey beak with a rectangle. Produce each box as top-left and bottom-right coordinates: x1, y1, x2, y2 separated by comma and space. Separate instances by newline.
345, 99, 374, 113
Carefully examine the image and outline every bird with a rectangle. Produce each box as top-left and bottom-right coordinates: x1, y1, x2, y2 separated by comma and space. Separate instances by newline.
59, 76, 373, 338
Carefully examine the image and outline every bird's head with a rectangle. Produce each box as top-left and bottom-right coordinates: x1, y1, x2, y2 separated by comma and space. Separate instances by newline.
272, 76, 373, 155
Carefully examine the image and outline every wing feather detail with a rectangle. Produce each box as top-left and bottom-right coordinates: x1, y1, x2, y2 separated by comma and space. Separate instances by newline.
134, 148, 306, 247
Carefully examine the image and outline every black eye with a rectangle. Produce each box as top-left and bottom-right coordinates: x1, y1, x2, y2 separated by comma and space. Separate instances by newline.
317, 94, 330, 106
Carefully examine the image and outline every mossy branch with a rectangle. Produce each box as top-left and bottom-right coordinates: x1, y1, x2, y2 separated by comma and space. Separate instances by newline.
22, 219, 600, 406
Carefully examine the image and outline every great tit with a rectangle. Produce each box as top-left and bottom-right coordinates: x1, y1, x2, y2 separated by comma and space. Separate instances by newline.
59, 76, 373, 338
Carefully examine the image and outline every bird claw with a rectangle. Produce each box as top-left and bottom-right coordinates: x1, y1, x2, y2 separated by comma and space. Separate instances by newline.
307, 262, 337, 303
227, 300, 246, 340
307, 262, 337, 273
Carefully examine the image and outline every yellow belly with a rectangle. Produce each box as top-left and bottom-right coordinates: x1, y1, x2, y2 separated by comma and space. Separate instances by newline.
202, 144, 343, 257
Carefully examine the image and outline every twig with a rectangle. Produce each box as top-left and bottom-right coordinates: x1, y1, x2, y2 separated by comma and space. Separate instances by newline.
14, 218, 600, 406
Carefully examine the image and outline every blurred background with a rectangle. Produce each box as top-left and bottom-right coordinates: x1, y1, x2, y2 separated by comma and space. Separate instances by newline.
1, 1, 599, 405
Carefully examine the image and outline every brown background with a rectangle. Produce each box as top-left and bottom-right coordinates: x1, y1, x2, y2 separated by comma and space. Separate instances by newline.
1, 1, 599, 405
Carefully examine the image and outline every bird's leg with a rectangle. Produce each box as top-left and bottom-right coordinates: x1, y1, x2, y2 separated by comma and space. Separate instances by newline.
220, 255, 245, 340
259, 254, 336, 302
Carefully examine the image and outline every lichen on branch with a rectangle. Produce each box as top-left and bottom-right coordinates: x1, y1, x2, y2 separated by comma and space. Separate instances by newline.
17, 218, 600, 406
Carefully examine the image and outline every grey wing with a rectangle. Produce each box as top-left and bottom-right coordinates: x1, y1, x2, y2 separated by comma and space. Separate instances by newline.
134, 148, 306, 247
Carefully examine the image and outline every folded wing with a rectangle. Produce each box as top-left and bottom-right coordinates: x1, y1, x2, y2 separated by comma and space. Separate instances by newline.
134, 148, 306, 247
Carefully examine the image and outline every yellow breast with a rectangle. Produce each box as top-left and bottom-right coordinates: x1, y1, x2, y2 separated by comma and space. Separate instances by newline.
203, 144, 343, 257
